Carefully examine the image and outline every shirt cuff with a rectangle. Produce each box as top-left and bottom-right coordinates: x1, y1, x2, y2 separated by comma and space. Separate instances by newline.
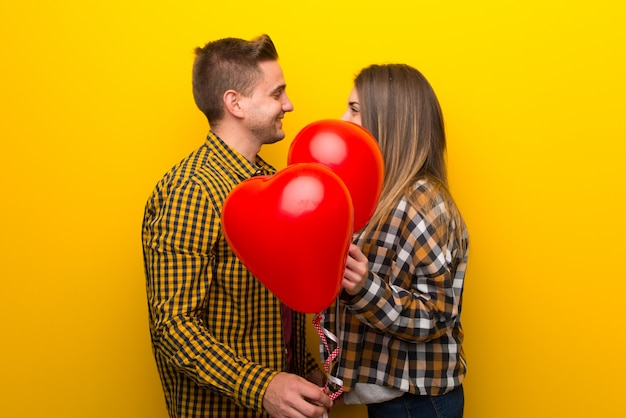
234, 363, 279, 412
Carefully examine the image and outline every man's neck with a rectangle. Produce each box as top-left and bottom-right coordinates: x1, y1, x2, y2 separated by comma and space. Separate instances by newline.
212, 126, 260, 163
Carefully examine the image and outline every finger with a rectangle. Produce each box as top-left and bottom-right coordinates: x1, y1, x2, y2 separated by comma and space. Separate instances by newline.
304, 384, 333, 408
345, 258, 367, 279
343, 268, 360, 283
349, 244, 368, 262
302, 384, 332, 405
345, 253, 364, 273
289, 398, 328, 418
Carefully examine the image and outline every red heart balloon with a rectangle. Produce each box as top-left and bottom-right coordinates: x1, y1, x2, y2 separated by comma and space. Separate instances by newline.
288, 119, 384, 231
221, 163, 354, 313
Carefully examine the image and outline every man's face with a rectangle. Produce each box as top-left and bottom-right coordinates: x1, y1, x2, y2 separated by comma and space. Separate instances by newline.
240, 60, 294, 145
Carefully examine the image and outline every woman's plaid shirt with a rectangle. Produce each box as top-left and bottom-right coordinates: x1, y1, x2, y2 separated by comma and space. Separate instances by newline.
322, 178, 469, 397
142, 132, 319, 417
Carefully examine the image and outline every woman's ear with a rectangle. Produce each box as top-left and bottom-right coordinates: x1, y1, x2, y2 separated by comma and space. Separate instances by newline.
223, 89, 245, 119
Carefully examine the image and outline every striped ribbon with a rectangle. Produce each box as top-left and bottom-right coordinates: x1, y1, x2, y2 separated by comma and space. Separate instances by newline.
312, 312, 344, 401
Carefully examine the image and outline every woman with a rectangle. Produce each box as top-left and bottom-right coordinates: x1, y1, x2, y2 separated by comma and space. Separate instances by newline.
322, 64, 469, 418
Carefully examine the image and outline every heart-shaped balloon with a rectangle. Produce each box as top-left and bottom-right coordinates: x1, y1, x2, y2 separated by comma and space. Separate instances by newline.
288, 119, 384, 231
221, 163, 354, 313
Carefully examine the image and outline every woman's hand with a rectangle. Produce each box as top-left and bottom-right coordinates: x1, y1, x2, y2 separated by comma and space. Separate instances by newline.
342, 244, 369, 296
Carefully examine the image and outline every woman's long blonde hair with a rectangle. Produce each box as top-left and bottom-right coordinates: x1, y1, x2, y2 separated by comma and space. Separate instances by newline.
356, 64, 466, 251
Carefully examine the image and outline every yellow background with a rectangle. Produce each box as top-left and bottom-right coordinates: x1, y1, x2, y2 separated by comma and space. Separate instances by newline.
1, 1, 624, 417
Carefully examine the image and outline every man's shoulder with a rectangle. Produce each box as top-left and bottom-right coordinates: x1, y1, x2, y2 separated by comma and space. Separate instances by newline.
169, 143, 226, 181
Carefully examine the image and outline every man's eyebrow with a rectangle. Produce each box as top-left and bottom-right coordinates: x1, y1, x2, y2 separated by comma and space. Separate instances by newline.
273, 84, 287, 93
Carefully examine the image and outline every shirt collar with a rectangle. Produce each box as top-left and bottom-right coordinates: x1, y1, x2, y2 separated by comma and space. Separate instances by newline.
205, 131, 276, 179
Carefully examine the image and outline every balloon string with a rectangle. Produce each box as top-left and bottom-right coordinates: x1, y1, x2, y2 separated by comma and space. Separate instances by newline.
312, 312, 344, 400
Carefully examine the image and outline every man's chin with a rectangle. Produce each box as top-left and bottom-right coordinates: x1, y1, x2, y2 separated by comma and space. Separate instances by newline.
265, 131, 285, 145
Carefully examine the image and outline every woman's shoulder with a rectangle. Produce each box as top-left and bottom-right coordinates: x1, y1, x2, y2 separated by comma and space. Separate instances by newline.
409, 178, 443, 205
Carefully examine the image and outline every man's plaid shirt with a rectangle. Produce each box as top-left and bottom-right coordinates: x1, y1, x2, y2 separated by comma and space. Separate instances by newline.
322, 178, 469, 397
142, 132, 319, 417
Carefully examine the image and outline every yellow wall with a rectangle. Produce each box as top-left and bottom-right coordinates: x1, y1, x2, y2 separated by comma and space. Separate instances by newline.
1, 1, 624, 417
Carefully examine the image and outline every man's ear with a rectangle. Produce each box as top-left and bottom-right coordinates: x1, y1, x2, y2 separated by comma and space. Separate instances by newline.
223, 90, 245, 119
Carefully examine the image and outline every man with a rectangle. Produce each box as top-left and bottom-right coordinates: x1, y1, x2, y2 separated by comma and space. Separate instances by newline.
142, 34, 331, 418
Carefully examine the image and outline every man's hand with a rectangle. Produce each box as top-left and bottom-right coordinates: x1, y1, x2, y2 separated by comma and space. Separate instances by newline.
263, 372, 332, 418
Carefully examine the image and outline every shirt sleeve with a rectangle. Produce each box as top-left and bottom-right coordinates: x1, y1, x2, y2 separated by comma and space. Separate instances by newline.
343, 198, 462, 343
143, 178, 276, 411
304, 349, 322, 377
